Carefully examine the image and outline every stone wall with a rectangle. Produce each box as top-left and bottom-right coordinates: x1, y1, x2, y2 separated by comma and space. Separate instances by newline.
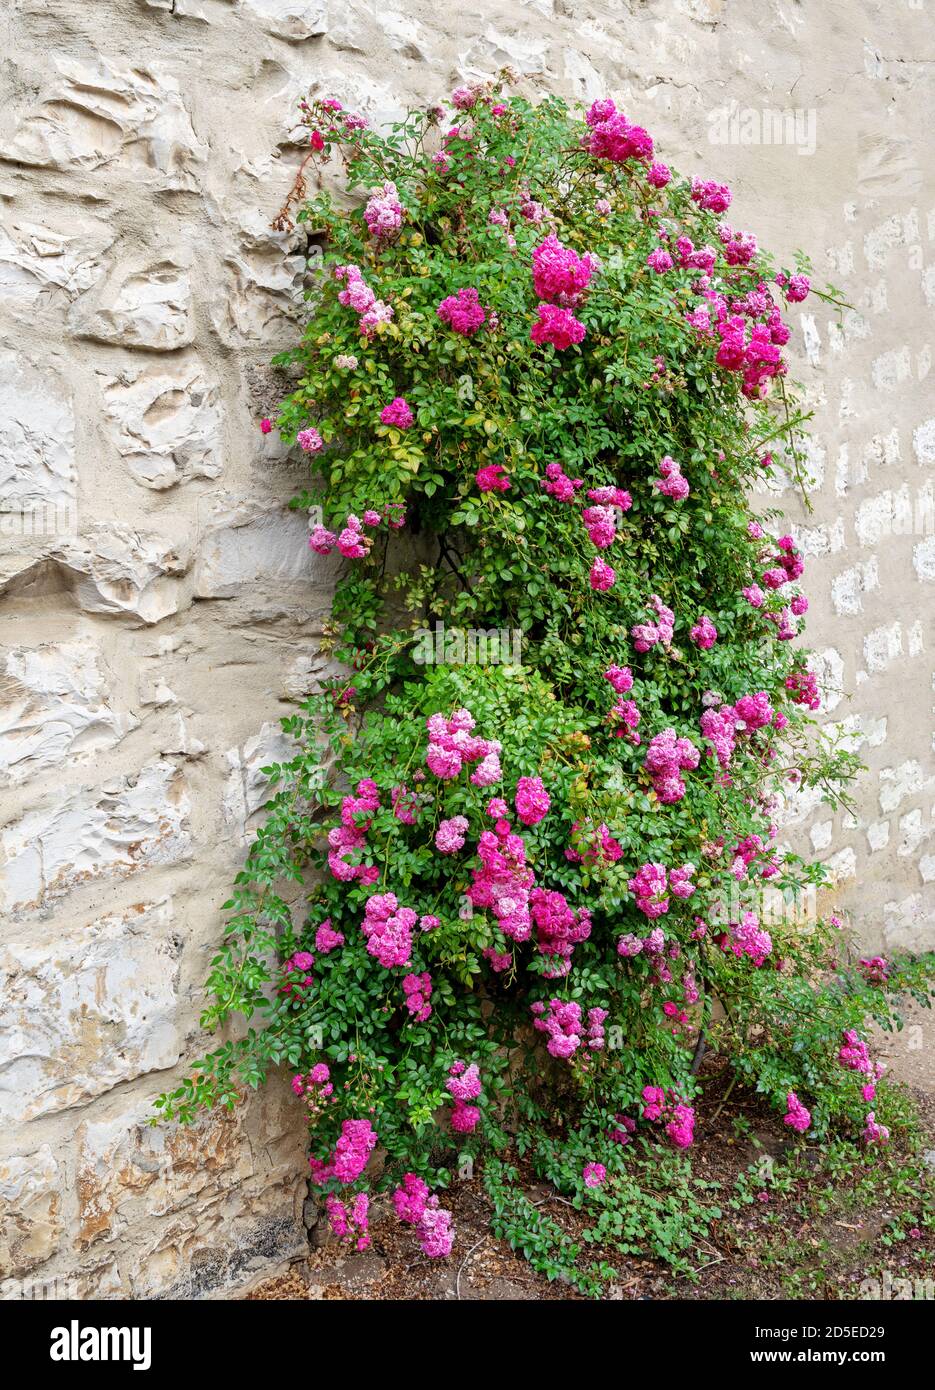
0, 0, 932, 1298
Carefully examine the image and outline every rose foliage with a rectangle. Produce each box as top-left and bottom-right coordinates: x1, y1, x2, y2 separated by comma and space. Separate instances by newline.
156, 80, 935, 1288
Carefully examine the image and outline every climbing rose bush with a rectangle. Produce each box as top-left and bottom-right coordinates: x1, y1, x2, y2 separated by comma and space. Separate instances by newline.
157, 78, 935, 1287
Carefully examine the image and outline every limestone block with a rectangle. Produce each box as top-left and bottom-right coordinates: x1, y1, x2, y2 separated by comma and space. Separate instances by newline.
863, 211, 919, 273
913, 536, 935, 582
831, 557, 879, 616
0, 761, 192, 914
0, 638, 137, 787
74, 1089, 305, 1292
884, 892, 934, 952
914, 418, 935, 466
793, 517, 845, 556
777, 780, 825, 827
461, 27, 549, 78
810, 648, 845, 713
855, 487, 909, 546
871, 346, 911, 392
281, 645, 343, 701
69, 256, 194, 351
810, 821, 833, 851
879, 760, 933, 816
141, 0, 218, 17
863, 622, 904, 674
0, 351, 76, 518
825, 713, 887, 754
0, 59, 208, 191
0, 900, 181, 1123
210, 211, 305, 346
0, 1147, 63, 1277
823, 846, 858, 885
0, 213, 115, 318
223, 721, 297, 839
99, 360, 222, 490
5, 525, 192, 625
242, 0, 328, 41
373, 10, 431, 61
193, 499, 327, 597
898, 808, 932, 858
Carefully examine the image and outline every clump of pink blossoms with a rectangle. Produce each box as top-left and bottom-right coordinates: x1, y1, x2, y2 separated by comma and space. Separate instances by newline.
531, 998, 582, 1058
392, 1174, 455, 1258
450, 84, 478, 110
425, 708, 501, 785
514, 774, 550, 826
380, 396, 413, 428
297, 427, 323, 454
690, 615, 718, 649
644, 728, 700, 803
858, 955, 890, 986
468, 817, 534, 942
279, 950, 314, 997
334, 263, 394, 336
402, 971, 432, 1022
393, 1172, 430, 1223
761, 534, 805, 589
727, 911, 773, 966
609, 695, 641, 742
582, 503, 617, 549
690, 177, 732, 213
361, 891, 417, 969
531, 302, 586, 351
310, 504, 405, 561
446, 1060, 482, 1133
699, 692, 776, 773
735, 690, 775, 731
588, 483, 632, 510
529, 887, 592, 977
654, 455, 690, 499
783, 1091, 811, 1134
435, 815, 469, 854
589, 556, 616, 591
838, 1029, 874, 1075
314, 919, 344, 953
309, 1118, 378, 1185
862, 1112, 890, 1146
583, 1162, 607, 1188
585, 99, 654, 164
310, 515, 369, 560
292, 1062, 333, 1112
631, 594, 674, 652
566, 819, 622, 867
604, 664, 633, 694
476, 463, 510, 493
531, 233, 595, 305
327, 779, 380, 885
642, 1086, 695, 1148
542, 461, 584, 502
416, 1203, 455, 1258
437, 286, 487, 336
363, 180, 403, 241
627, 861, 695, 919
783, 272, 810, 302
325, 1191, 370, 1252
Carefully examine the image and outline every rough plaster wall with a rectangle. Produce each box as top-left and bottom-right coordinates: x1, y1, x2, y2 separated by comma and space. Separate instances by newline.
0, 0, 931, 1297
